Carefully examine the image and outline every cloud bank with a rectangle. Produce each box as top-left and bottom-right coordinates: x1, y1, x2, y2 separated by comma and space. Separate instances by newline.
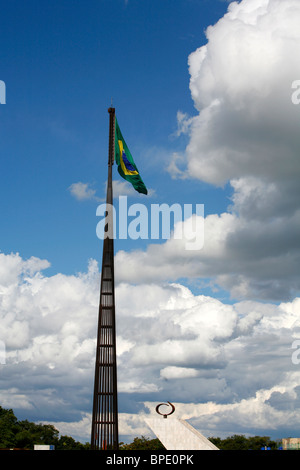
185, 0, 300, 185
165, 0, 300, 301
2, 0, 300, 444
0, 252, 300, 442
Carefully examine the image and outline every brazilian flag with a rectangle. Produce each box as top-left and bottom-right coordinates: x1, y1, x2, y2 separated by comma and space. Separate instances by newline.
115, 118, 148, 195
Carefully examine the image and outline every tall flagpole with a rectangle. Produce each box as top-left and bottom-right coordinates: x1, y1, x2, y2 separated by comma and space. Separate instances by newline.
91, 107, 119, 450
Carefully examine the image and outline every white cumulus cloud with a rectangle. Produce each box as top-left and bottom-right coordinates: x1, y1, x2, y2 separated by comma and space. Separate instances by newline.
0, 251, 300, 442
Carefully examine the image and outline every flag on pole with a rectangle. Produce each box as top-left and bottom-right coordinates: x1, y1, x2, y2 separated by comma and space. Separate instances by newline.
115, 118, 148, 195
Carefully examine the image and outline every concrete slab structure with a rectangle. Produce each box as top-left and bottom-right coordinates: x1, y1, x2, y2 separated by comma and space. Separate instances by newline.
145, 418, 219, 450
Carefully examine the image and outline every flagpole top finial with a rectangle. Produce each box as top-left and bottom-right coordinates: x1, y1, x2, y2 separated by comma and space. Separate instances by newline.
108, 107, 115, 114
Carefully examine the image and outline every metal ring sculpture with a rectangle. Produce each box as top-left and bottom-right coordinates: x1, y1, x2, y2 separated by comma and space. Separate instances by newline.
155, 402, 175, 418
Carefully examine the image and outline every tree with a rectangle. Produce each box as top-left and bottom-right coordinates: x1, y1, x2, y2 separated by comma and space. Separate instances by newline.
0, 407, 19, 448
120, 436, 165, 450
208, 434, 278, 450
0, 406, 282, 451
14, 420, 59, 449
55, 435, 90, 450
0, 406, 89, 450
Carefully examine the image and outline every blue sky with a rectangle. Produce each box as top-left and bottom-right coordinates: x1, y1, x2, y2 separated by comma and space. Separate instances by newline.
1, 0, 300, 445
0, 0, 230, 278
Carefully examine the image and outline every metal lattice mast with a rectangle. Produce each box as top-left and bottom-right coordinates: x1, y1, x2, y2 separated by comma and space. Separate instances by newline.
91, 107, 118, 450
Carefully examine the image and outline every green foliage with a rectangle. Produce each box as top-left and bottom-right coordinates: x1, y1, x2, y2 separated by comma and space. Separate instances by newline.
0, 406, 281, 451
0, 406, 90, 450
0, 407, 19, 448
208, 434, 279, 450
120, 434, 279, 451
119, 436, 165, 450
55, 435, 90, 450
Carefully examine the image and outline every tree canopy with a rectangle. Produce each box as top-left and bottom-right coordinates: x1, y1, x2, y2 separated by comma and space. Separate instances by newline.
119, 436, 165, 450
0, 406, 89, 450
208, 434, 279, 450
0, 406, 282, 450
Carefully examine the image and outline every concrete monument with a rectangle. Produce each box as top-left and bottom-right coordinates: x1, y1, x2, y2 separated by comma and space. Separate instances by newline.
145, 403, 219, 451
